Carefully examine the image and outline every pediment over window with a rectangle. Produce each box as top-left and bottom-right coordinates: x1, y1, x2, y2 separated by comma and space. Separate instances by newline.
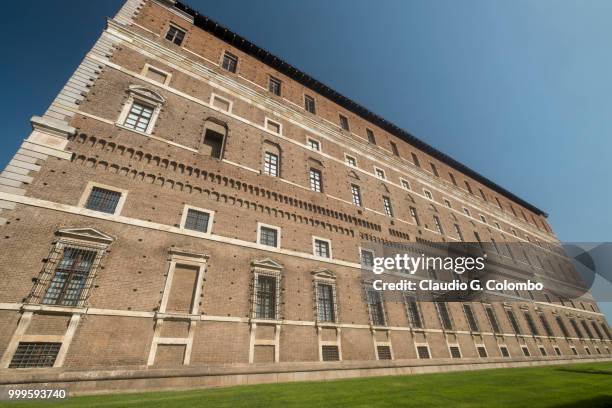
311, 268, 336, 280
348, 170, 360, 180
128, 85, 166, 104
251, 257, 283, 270
55, 228, 114, 244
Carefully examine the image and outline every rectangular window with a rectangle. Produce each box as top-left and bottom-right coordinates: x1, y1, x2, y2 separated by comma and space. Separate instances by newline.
417, 345, 430, 359
411, 152, 421, 167
495, 197, 504, 210
123, 101, 154, 133
377, 345, 392, 360
361, 249, 374, 268
401, 179, 411, 190
524, 311, 539, 335
366, 128, 376, 144
454, 224, 464, 241
554, 346, 561, 356
339, 114, 350, 131
263, 152, 279, 177
221, 51, 238, 73
581, 320, 594, 339
321, 345, 340, 361
259, 225, 279, 248
430, 163, 439, 177
506, 309, 522, 334
405, 295, 423, 329
345, 155, 357, 167
449, 172, 457, 185
556, 316, 570, 337
314, 238, 330, 258
423, 189, 433, 200
485, 305, 501, 334
85, 187, 122, 214
465, 181, 473, 194
268, 76, 281, 96
444, 199, 451, 208
477, 346, 488, 358
165, 25, 185, 45
383, 196, 393, 217
463, 304, 479, 332
409, 206, 421, 226
316, 283, 335, 322
522, 346, 531, 357
436, 302, 453, 330
591, 322, 604, 340
538, 313, 554, 336
449, 346, 462, 359
9, 342, 61, 368
308, 138, 320, 151
463, 207, 471, 217
479, 188, 487, 201
351, 184, 362, 206
473, 231, 483, 248
539, 346, 547, 356
500, 346, 510, 357
570, 318, 583, 338
309, 168, 322, 192
42, 246, 97, 307
390, 141, 400, 157
304, 94, 316, 114
433, 215, 444, 235
480, 214, 487, 224
183, 208, 211, 233
255, 275, 277, 319
266, 119, 281, 134
375, 168, 386, 179
366, 288, 386, 326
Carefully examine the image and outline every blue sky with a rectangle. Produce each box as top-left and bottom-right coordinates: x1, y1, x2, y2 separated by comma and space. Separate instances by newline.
1, 1, 610, 319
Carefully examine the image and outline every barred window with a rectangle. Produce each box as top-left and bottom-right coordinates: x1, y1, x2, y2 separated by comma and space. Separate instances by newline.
366, 288, 385, 326
556, 316, 570, 337
339, 114, 350, 131
42, 247, 97, 306
538, 313, 554, 337
9, 342, 61, 368
165, 25, 185, 45
539, 346, 547, 356
436, 302, 453, 330
183, 208, 210, 233
409, 207, 420, 226
417, 345, 430, 359
377, 345, 392, 360
477, 346, 488, 358
570, 318, 583, 338
361, 249, 374, 268
314, 239, 330, 258
259, 226, 278, 248
506, 309, 521, 334
485, 305, 501, 334
255, 275, 277, 319
123, 102, 154, 133
309, 168, 322, 192
222, 51, 238, 73
449, 346, 461, 359
500, 346, 510, 357
405, 295, 423, 329
351, 184, 362, 206
304, 95, 316, 114
316, 283, 335, 322
321, 345, 339, 361
85, 187, 121, 214
263, 152, 279, 177
524, 311, 539, 335
522, 346, 531, 357
383, 196, 393, 217
463, 304, 479, 332
268, 76, 281, 96
454, 224, 464, 241
433, 215, 444, 235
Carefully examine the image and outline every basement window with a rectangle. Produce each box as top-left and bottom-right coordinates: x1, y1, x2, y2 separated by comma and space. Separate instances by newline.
449, 346, 462, 359
9, 342, 61, 368
377, 345, 392, 360
417, 345, 430, 359
321, 345, 340, 361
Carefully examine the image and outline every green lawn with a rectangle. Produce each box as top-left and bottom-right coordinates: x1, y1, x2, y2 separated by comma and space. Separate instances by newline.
3, 361, 612, 408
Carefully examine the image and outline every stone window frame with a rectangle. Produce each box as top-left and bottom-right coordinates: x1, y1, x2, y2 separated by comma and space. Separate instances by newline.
210, 93, 233, 113
312, 236, 332, 259
27, 228, 114, 308
140, 63, 172, 86
447, 343, 462, 359
257, 222, 281, 249
265, 117, 282, 135
304, 94, 316, 114
499, 344, 511, 357
312, 269, 339, 324
475, 344, 488, 358
344, 153, 357, 167
116, 85, 165, 135
359, 247, 375, 269
307, 137, 322, 152
250, 259, 283, 321
404, 293, 424, 329
268, 75, 282, 96
363, 282, 387, 327
164, 23, 187, 46
423, 188, 433, 200
221, 50, 239, 73
415, 342, 431, 359
400, 178, 411, 190
373, 166, 386, 180
180, 204, 215, 234
77, 181, 128, 216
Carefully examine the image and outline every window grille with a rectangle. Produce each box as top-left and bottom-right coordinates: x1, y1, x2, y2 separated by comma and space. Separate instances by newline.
417, 345, 430, 359
539, 346, 547, 356
435, 302, 453, 330
351, 184, 362, 206
570, 318, 583, 338
523, 312, 539, 335
321, 345, 340, 361
485, 306, 501, 334
477, 346, 488, 358
316, 283, 335, 322
259, 226, 278, 248
554, 347, 562, 356
538, 313, 554, 337
184, 209, 210, 233
556, 316, 570, 337
500, 346, 510, 357
463, 304, 479, 332
522, 346, 531, 357
314, 239, 330, 258
366, 287, 386, 326
377, 345, 392, 360
41, 246, 97, 306
405, 295, 423, 329
85, 187, 121, 214
9, 342, 61, 368
449, 346, 461, 358
382, 196, 393, 217
581, 320, 594, 339
254, 274, 278, 319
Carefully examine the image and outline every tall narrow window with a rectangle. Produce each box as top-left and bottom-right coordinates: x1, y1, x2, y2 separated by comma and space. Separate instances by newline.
165, 25, 185, 45
465, 181, 473, 194
383, 196, 394, 217
495, 197, 504, 210
268, 76, 281, 96
366, 128, 376, 144
454, 224, 464, 241
366, 288, 386, 326
524, 311, 539, 335
304, 94, 316, 114
449, 172, 457, 185
581, 320, 594, 339
123, 101, 154, 133
436, 302, 453, 330
473, 231, 483, 248
556, 316, 570, 337
201, 119, 227, 159
263, 151, 279, 177
506, 308, 522, 334
390, 141, 400, 156
405, 295, 423, 329
409, 206, 421, 226
570, 318, 584, 338
433, 215, 444, 235
479, 188, 487, 201
42, 247, 97, 307
463, 304, 479, 332
316, 283, 335, 322
314, 238, 331, 258
485, 305, 501, 334
255, 275, 277, 319
339, 114, 350, 131
351, 184, 362, 206
85, 187, 122, 214
309, 168, 322, 192
430, 163, 439, 177
411, 152, 420, 167
221, 51, 238, 73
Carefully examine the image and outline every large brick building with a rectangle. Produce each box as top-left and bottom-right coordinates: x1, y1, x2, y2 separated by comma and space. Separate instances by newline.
0, 0, 609, 393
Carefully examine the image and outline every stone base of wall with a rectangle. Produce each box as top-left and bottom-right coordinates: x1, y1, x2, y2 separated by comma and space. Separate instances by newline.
1, 356, 611, 396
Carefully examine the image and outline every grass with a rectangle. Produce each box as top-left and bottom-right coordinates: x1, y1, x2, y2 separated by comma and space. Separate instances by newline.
2, 361, 612, 408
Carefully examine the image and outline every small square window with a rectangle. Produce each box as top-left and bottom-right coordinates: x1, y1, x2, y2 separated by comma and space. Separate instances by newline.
85, 186, 122, 214
423, 189, 433, 200
183, 208, 212, 233
366, 129, 376, 144
401, 179, 411, 190
375, 168, 386, 180
314, 238, 331, 258
377, 345, 392, 360
268, 76, 281, 96
308, 138, 320, 151
522, 346, 531, 357
417, 345, 430, 359
165, 25, 185, 46
258, 224, 279, 248
339, 114, 350, 131
304, 95, 316, 114
266, 119, 281, 134
321, 345, 340, 361
449, 346, 462, 359
222, 51, 238, 73
345, 155, 357, 167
